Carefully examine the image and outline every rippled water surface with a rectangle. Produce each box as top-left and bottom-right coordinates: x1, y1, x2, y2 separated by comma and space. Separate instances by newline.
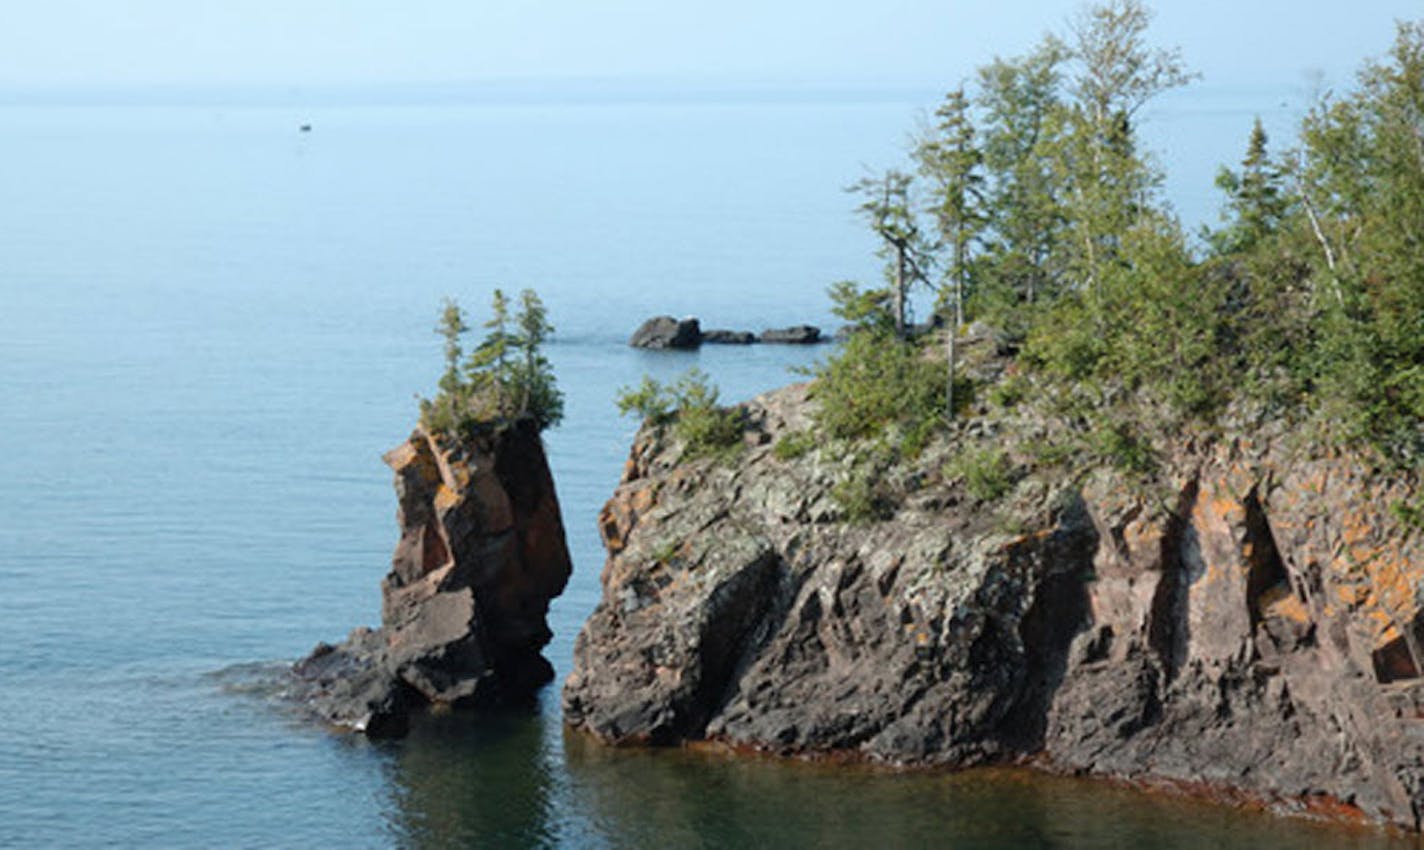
1, 94, 1410, 848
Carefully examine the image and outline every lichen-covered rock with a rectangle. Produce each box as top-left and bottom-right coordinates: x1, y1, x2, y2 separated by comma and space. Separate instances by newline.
294, 418, 571, 736
564, 381, 1424, 831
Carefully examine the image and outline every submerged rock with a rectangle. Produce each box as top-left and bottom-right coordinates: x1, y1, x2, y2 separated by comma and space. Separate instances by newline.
630, 316, 702, 349
294, 418, 571, 737
564, 381, 1424, 831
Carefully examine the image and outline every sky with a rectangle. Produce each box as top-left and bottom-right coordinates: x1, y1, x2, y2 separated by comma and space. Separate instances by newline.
0, 0, 1419, 98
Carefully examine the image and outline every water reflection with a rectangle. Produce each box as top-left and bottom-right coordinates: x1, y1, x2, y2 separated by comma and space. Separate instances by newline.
559, 734, 1413, 850
386, 708, 561, 849
382, 709, 1416, 849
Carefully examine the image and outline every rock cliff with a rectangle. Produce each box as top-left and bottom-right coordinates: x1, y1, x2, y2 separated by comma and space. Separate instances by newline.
294, 418, 571, 737
564, 381, 1424, 831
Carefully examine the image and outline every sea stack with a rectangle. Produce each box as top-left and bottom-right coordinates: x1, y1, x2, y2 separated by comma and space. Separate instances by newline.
294, 418, 571, 737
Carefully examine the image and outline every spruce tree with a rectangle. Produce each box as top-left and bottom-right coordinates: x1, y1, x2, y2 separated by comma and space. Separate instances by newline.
915, 87, 985, 418
513, 289, 564, 430
849, 169, 933, 338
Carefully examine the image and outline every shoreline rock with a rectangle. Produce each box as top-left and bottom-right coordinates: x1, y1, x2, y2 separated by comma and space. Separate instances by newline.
759, 325, 821, 344
702, 329, 757, 345
630, 316, 701, 350
564, 380, 1424, 832
293, 418, 571, 737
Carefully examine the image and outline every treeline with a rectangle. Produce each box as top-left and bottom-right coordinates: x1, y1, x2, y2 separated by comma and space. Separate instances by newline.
828, 1, 1423, 469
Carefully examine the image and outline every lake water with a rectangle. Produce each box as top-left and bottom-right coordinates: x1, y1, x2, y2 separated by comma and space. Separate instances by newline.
0, 93, 1410, 848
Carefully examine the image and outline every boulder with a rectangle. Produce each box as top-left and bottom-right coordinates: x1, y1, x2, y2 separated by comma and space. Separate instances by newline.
293, 418, 572, 736
702, 329, 757, 345
759, 325, 822, 344
630, 316, 702, 350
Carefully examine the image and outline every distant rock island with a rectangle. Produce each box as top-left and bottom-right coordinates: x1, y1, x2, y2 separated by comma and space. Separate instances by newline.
630, 315, 824, 349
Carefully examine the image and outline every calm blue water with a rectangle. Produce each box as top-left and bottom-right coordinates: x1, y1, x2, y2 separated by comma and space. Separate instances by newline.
0, 94, 1408, 848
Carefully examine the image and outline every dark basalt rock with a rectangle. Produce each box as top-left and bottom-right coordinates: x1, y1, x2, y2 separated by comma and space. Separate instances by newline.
565, 379, 1424, 832
702, 329, 757, 345
630, 316, 702, 349
760, 325, 821, 344
292, 418, 571, 736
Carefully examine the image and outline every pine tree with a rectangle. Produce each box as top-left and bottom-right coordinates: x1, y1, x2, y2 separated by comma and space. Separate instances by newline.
1211, 118, 1290, 255
915, 86, 985, 418
1062, 0, 1193, 298
916, 87, 985, 329
1294, 21, 1424, 461
513, 289, 564, 430
420, 289, 563, 436
466, 288, 515, 417
849, 169, 933, 338
436, 298, 469, 396
975, 38, 1070, 312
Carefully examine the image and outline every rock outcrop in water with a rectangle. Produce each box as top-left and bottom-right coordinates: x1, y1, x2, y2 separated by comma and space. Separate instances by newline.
294, 418, 571, 737
629, 315, 826, 349
630, 316, 702, 350
563, 380, 1424, 831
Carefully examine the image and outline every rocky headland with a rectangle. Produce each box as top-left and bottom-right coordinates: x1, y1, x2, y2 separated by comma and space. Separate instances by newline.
563, 342, 1424, 831
292, 418, 571, 737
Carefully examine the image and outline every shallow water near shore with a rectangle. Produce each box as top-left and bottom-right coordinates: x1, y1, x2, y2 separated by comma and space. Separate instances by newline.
1, 93, 1413, 847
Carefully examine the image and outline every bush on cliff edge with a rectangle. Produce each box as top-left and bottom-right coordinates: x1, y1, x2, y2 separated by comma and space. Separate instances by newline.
615, 368, 745, 460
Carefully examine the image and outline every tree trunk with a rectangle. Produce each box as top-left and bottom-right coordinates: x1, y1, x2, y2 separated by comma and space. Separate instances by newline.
894, 243, 907, 338
947, 323, 957, 421
953, 236, 966, 329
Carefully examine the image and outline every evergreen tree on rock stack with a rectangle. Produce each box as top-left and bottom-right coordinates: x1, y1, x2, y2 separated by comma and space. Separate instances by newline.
292, 289, 570, 737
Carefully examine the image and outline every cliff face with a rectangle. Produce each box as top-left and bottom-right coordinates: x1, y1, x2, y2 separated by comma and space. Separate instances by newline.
563, 383, 1424, 830
295, 419, 571, 737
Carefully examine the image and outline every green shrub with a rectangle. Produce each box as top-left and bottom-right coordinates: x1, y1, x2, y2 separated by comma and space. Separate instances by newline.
650, 539, 682, 566
1024, 435, 1076, 469
1090, 421, 1155, 474
615, 375, 676, 425
946, 446, 1015, 502
616, 368, 745, 460
810, 330, 947, 445
773, 430, 816, 461
828, 280, 895, 334
987, 372, 1029, 409
832, 467, 888, 523
1391, 494, 1424, 535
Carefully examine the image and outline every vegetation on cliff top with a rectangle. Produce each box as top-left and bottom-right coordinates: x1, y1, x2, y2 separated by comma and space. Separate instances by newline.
420, 288, 564, 438
603, 2, 1420, 532
615, 368, 746, 460
814, 2, 1423, 489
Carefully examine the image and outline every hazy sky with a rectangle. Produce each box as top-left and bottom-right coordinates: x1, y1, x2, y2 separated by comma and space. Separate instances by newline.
1, 0, 1418, 94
